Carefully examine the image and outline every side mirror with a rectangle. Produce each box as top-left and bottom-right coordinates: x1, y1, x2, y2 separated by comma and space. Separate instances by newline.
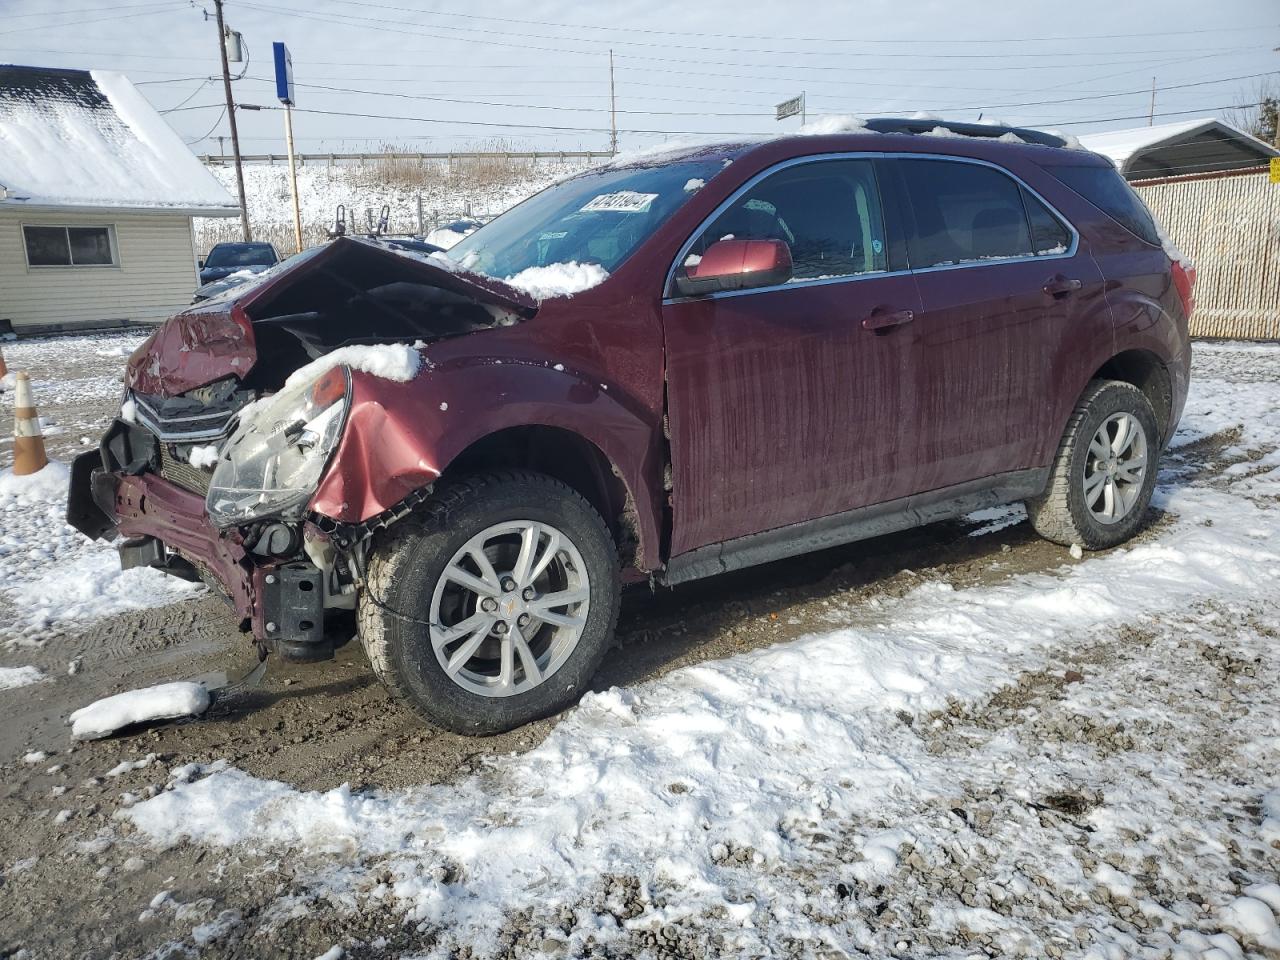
675, 238, 792, 297
198, 258, 205, 269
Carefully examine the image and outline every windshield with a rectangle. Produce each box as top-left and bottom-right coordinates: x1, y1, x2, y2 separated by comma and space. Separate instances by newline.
448, 159, 725, 280
206, 243, 277, 268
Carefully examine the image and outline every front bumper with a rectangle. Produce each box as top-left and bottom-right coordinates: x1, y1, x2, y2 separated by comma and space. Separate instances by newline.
68, 443, 330, 660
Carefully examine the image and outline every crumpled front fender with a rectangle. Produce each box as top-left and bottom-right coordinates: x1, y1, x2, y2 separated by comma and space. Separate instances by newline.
308, 360, 664, 570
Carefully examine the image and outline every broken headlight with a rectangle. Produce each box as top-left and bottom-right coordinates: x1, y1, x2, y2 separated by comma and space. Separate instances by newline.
206, 366, 351, 527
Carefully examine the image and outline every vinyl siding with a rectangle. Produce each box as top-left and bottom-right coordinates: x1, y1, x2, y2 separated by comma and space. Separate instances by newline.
0, 209, 198, 332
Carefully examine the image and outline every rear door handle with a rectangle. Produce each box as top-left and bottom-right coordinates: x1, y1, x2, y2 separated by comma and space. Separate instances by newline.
1043, 276, 1083, 298
861, 307, 914, 331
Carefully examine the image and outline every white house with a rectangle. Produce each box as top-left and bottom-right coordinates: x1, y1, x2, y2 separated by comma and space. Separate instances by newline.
0, 64, 239, 335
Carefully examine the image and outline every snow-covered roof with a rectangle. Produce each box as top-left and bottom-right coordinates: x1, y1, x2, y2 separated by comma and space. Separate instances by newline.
1077, 117, 1278, 180
0, 64, 238, 215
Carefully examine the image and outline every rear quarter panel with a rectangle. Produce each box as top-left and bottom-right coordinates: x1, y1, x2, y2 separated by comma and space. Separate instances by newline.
1007, 156, 1187, 459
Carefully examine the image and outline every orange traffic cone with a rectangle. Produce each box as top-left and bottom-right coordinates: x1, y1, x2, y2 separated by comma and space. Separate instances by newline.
0, 345, 8, 380
12, 372, 48, 476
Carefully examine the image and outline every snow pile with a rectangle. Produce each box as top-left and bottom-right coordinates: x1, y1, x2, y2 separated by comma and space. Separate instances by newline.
0, 456, 197, 641
70, 682, 210, 740
0, 461, 70, 500
502, 261, 609, 301
424, 223, 477, 249
283, 344, 422, 390
683, 178, 706, 192
799, 115, 868, 136
0, 665, 45, 690
186, 445, 219, 469
1222, 896, 1280, 950
0, 69, 233, 211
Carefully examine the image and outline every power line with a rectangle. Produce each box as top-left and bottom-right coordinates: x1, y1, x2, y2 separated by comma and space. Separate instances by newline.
262, 0, 1267, 62
247, 99, 1268, 139
276, 0, 1278, 49
159, 77, 213, 113
235, 2, 1263, 75
185, 105, 227, 145
227, 69, 1279, 123
0, 3, 182, 36
3, 0, 183, 19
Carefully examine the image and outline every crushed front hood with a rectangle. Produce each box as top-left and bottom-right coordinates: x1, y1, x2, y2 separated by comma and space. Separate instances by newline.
127, 238, 539, 397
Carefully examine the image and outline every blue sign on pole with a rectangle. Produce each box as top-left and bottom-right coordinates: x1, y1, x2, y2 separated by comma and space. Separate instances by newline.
273, 41, 294, 106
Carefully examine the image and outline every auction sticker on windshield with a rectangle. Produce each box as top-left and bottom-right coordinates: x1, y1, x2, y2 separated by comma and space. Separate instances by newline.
581, 191, 659, 213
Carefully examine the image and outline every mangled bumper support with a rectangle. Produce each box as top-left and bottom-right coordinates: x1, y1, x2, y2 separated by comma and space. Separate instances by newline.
68, 447, 331, 661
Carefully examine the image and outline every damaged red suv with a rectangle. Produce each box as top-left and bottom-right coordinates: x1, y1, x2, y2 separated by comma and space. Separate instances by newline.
69, 118, 1193, 734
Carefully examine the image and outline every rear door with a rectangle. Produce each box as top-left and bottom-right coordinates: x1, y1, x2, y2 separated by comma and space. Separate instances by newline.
662, 156, 923, 555
890, 156, 1107, 491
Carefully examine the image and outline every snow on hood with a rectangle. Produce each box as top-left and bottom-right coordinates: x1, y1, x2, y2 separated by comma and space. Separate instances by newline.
283, 344, 423, 390
501, 262, 610, 302
0, 66, 236, 212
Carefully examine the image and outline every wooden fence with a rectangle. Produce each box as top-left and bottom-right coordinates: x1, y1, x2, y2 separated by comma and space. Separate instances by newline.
1133, 169, 1280, 340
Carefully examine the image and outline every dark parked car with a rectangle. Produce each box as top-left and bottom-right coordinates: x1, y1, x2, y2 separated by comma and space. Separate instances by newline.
198, 241, 279, 285
69, 119, 1193, 734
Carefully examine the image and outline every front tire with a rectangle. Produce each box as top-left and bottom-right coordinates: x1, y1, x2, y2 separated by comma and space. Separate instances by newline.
1026, 379, 1159, 550
358, 470, 621, 735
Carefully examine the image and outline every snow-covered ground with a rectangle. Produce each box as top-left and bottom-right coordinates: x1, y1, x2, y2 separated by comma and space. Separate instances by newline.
195, 155, 597, 255
0, 340, 1274, 960
0, 340, 1277, 959
0, 333, 201, 646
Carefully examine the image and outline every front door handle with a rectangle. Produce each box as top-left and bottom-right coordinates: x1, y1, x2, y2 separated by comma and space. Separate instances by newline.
861, 307, 914, 331
1044, 276, 1083, 299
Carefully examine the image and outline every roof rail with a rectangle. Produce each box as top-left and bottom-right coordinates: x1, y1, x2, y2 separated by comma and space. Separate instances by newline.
860, 117, 1067, 148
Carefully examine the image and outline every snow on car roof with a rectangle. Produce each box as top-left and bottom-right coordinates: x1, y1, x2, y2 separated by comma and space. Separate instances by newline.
0, 64, 238, 215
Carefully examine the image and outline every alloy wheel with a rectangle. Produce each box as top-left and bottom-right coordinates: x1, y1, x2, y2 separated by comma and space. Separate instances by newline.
1083, 412, 1149, 525
428, 520, 590, 697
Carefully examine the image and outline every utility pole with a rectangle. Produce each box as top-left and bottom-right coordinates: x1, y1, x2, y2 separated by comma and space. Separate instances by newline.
608, 49, 618, 155
283, 104, 303, 253
1148, 77, 1156, 126
213, 0, 251, 241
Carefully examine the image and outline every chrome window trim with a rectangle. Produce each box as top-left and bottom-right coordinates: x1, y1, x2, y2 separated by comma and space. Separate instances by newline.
661, 150, 1081, 304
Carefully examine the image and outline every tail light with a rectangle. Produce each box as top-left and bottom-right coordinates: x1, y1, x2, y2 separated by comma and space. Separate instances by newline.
1171, 260, 1196, 319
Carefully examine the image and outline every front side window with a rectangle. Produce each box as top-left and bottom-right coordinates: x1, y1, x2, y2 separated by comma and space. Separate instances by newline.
682, 158, 888, 283
23, 225, 116, 267
899, 159, 1035, 268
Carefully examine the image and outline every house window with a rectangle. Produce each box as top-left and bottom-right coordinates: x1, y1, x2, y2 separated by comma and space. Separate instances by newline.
22, 225, 117, 267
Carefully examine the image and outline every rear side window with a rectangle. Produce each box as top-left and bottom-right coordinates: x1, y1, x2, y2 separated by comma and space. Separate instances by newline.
1023, 188, 1072, 255
1047, 165, 1160, 246
898, 159, 1033, 267
687, 158, 888, 282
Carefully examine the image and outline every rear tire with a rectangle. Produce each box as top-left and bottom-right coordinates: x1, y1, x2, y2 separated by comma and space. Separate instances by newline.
1026, 379, 1159, 550
358, 470, 620, 735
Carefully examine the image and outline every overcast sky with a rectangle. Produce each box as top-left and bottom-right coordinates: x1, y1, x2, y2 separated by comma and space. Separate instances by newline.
4, 0, 1277, 157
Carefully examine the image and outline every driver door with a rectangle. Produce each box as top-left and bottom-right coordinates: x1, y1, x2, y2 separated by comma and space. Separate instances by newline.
661, 157, 924, 556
